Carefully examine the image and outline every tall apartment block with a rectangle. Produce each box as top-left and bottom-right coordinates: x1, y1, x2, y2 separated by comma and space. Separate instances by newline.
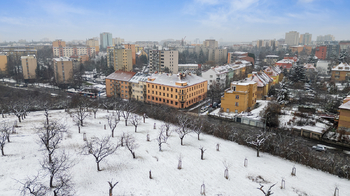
107, 46, 133, 72
100, 32, 113, 51
203, 39, 218, 49
123, 44, 136, 65
21, 55, 37, 80
285, 31, 299, 45
53, 57, 79, 84
0, 54, 7, 72
299, 33, 312, 45
148, 50, 178, 74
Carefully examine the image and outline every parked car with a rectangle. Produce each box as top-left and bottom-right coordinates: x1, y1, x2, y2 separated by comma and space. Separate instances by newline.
212, 102, 218, 108
200, 106, 209, 113
312, 145, 326, 152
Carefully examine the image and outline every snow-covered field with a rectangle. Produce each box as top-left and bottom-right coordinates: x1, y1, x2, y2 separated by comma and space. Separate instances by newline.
1, 109, 349, 195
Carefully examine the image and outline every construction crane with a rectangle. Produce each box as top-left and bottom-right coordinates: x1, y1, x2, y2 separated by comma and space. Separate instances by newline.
181, 36, 186, 46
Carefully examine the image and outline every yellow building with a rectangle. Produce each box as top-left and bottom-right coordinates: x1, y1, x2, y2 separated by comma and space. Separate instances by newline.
290, 45, 312, 55
264, 66, 283, 85
53, 57, 78, 84
107, 46, 133, 72
86, 38, 99, 54
221, 80, 257, 113
247, 72, 273, 100
331, 63, 350, 82
0, 54, 7, 72
338, 99, 350, 133
123, 44, 136, 65
21, 55, 37, 80
105, 71, 136, 99
146, 73, 207, 109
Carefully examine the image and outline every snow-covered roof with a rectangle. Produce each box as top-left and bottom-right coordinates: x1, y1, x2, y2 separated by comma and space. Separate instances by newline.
339, 101, 350, 110
53, 57, 73, 61
331, 62, 350, 71
247, 71, 273, 87
129, 72, 150, 83
230, 79, 256, 86
178, 64, 199, 67
147, 73, 206, 87
106, 71, 136, 81
304, 63, 317, 71
266, 55, 279, 58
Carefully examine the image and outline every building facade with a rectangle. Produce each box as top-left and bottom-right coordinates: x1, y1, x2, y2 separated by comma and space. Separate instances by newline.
315, 46, 327, 60
146, 73, 207, 109
331, 63, 350, 82
21, 55, 37, 80
53, 57, 77, 84
285, 31, 300, 45
221, 80, 257, 113
123, 44, 136, 65
86, 38, 100, 54
129, 72, 150, 102
299, 33, 312, 45
107, 46, 133, 72
0, 54, 7, 72
53, 46, 96, 58
100, 32, 113, 51
105, 71, 136, 99
148, 50, 178, 74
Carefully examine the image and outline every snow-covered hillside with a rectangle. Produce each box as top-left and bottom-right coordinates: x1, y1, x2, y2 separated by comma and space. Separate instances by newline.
0, 110, 349, 196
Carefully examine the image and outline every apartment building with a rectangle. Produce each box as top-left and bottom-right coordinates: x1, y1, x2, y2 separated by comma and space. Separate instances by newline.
338, 97, 350, 131
53, 46, 96, 58
21, 55, 37, 80
86, 38, 100, 54
247, 72, 273, 100
105, 71, 136, 99
315, 46, 327, 60
203, 39, 218, 49
107, 46, 133, 72
148, 50, 178, 74
331, 63, 350, 82
100, 32, 113, 51
53, 57, 79, 84
221, 80, 257, 113
129, 72, 150, 102
146, 72, 207, 109
285, 31, 299, 45
299, 33, 312, 45
263, 66, 283, 85
0, 54, 7, 72
123, 44, 136, 65
0, 46, 37, 60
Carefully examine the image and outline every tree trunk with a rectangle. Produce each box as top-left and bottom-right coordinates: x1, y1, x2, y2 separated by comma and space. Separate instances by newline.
135, 126, 137, 132
109, 189, 113, 196
78, 126, 81, 134
201, 150, 204, 160
18, 116, 21, 123
97, 161, 101, 171
81, 120, 84, 127
6, 135, 10, 143
94, 112, 96, 119
257, 148, 260, 157
125, 120, 127, 126
132, 152, 136, 159
159, 143, 162, 151
49, 153, 52, 164
50, 175, 54, 188
198, 133, 200, 140
180, 138, 183, 146
143, 117, 145, 123
112, 130, 114, 138
1, 147, 4, 156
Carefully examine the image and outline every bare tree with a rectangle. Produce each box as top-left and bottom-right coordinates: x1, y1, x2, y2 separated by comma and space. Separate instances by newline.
192, 117, 205, 140
258, 183, 276, 196
52, 173, 74, 196
176, 115, 192, 145
69, 98, 91, 127
142, 113, 148, 123
157, 128, 169, 151
0, 130, 7, 156
8, 100, 23, 123
108, 180, 118, 196
124, 133, 138, 159
19, 173, 48, 196
82, 136, 118, 171
121, 101, 135, 126
41, 151, 74, 189
129, 114, 141, 132
1, 121, 11, 142
37, 120, 67, 163
107, 113, 120, 137
91, 101, 99, 119
247, 131, 271, 157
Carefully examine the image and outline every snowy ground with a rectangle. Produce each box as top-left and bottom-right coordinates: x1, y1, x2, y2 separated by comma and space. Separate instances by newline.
0, 110, 349, 195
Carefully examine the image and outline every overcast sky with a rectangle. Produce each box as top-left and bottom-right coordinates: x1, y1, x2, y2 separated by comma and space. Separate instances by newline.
0, 0, 349, 43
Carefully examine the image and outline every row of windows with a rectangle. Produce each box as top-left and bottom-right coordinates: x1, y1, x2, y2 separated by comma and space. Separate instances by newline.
147, 83, 205, 92
148, 96, 178, 106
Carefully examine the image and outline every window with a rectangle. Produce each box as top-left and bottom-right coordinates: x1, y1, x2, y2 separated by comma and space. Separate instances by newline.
171, 94, 172, 98
235, 109, 238, 113
235, 102, 239, 106
233, 86, 236, 91
236, 95, 239, 99
167, 100, 169, 103
175, 102, 178, 105
171, 101, 173, 104
210, 75, 213, 78
175, 95, 177, 99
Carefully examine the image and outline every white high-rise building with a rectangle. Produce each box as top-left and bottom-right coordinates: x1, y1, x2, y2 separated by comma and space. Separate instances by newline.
285, 31, 299, 46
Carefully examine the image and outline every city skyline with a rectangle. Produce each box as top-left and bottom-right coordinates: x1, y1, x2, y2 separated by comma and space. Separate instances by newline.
1, 0, 350, 43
